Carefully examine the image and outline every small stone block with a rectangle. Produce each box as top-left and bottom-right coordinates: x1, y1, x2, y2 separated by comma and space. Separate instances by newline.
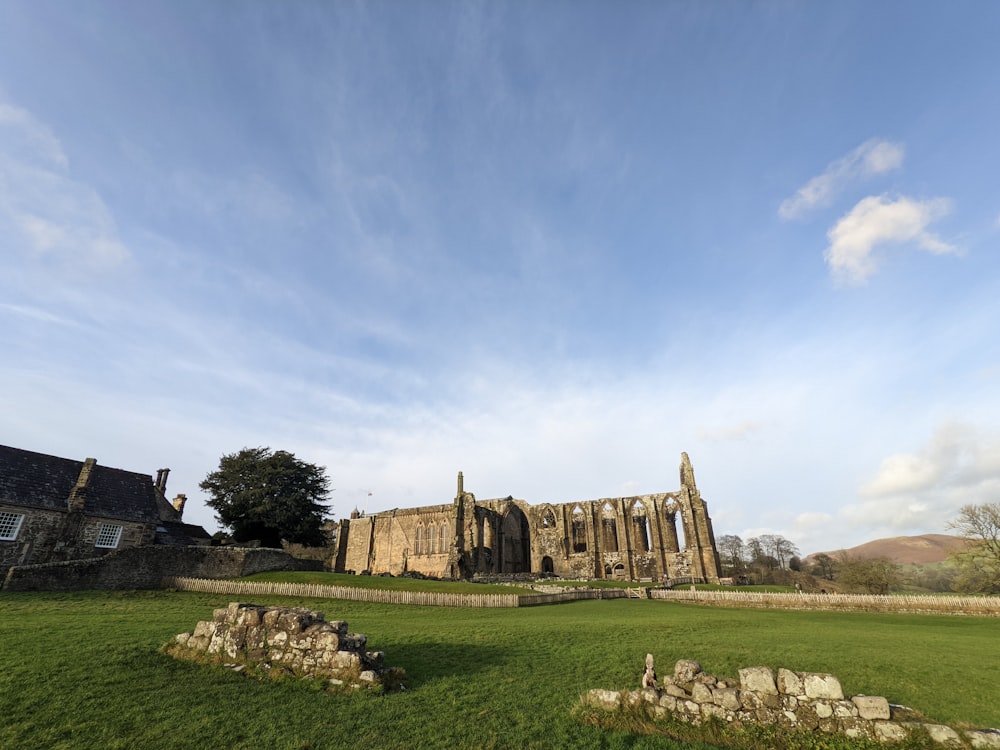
873, 721, 908, 743
803, 673, 844, 700
852, 695, 890, 720
966, 730, 1000, 749
739, 666, 778, 695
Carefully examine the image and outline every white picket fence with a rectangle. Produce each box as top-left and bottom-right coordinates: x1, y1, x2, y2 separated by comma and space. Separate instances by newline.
162, 576, 628, 608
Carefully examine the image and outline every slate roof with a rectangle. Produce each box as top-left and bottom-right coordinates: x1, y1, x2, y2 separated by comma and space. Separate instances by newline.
155, 521, 213, 546
0, 444, 161, 524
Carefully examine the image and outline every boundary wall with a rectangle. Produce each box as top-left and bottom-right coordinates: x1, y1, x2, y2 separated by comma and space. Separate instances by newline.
650, 589, 1000, 616
164, 576, 628, 608
2, 545, 307, 591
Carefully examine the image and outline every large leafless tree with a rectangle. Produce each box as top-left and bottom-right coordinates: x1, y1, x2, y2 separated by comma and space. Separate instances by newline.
948, 503, 1000, 593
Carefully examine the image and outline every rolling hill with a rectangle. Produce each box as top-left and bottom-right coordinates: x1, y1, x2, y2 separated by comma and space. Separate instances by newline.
805, 534, 967, 566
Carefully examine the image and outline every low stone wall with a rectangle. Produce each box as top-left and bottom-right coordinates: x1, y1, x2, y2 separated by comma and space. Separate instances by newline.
167, 602, 403, 691
2, 545, 304, 591
650, 589, 1000, 617
584, 658, 1000, 748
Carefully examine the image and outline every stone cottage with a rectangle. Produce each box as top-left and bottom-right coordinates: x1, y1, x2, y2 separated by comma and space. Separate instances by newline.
0, 444, 209, 577
334, 453, 721, 582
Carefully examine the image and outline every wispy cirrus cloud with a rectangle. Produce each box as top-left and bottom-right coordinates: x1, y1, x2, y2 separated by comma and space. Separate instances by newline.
779, 138, 904, 220
0, 100, 128, 269
823, 194, 957, 284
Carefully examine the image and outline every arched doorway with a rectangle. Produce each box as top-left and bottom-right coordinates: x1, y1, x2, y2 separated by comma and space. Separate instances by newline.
541, 556, 554, 574
499, 505, 531, 573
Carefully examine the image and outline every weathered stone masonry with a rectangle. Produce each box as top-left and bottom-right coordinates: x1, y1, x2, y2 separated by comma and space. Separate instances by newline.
334, 453, 721, 583
169, 602, 403, 690
584, 658, 1000, 748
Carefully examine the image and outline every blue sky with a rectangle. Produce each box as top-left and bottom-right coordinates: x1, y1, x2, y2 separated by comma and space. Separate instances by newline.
2, 2, 998, 555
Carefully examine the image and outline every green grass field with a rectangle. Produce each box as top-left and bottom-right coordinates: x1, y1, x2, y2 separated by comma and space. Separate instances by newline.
1, 589, 997, 750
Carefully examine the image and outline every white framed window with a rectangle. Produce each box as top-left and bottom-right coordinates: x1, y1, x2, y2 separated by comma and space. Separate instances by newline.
95, 523, 123, 548
0, 511, 24, 541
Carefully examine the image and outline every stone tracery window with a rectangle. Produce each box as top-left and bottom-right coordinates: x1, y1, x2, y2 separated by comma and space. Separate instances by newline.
541, 508, 556, 529
414, 524, 425, 556
426, 522, 436, 555
571, 506, 587, 553
632, 500, 651, 552
438, 521, 449, 554
601, 502, 618, 553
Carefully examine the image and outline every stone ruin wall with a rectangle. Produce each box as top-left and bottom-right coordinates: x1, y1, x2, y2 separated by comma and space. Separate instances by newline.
332, 453, 722, 583
168, 602, 403, 691
584, 658, 1000, 748
337, 504, 455, 578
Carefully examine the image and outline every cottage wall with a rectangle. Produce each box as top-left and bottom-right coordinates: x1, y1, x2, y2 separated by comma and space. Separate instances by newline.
1, 503, 154, 575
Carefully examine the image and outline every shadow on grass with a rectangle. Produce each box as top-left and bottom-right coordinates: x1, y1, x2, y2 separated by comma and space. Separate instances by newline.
379, 639, 515, 687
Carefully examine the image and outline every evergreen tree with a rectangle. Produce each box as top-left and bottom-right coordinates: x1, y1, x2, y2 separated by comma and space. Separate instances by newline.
200, 446, 331, 547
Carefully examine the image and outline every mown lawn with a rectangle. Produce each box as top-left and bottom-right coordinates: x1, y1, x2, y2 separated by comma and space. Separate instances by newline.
0, 589, 997, 750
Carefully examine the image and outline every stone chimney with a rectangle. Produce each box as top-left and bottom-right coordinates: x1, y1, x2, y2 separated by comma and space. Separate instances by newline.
172, 493, 187, 516
155, 468, 170, 494
68, 458, 97, 512
457, 471, 464, 497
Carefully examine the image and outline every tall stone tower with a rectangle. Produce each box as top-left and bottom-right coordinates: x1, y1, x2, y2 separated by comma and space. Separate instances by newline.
677, 452, 722, 582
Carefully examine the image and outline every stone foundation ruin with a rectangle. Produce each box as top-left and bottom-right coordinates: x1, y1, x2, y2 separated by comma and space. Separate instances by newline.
167, 602, 404, 691
584, 657, 1000, 748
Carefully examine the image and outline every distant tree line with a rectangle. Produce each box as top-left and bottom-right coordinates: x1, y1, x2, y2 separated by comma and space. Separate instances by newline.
718, 502, 1000, 595
715, 533, 801, 585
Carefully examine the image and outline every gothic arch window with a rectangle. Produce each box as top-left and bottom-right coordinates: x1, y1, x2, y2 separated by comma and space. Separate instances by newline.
541, 508, 556, 529
483, 517, 495, 550
602, 502, 618, 553
632, 500, 651, 552
426, 522, 437, 554
438, 521, 449, 553
414, 524, 425, 556
662, 498, 680, 553
571, 505, 587, 553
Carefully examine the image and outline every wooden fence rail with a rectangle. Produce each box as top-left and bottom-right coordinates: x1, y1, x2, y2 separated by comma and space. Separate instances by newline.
162, 577, 628, 608
649, 588, 1000, 616
163, 578, 997, 614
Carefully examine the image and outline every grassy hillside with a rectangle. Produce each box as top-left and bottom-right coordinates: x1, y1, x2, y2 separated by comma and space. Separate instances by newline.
806, 534, 966, 565
1, 589, 997, 749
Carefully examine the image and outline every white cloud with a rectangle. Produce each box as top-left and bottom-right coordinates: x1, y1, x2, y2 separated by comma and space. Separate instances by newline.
844, 422, 1000, 533
0, 100, 128, 268
793, 512, 833, 530
0, 103, 68, 169
697, 420, 763, 442
779, 138, 904, 220
0, 302, 79, 327
861, 452, 941, 497
823, 194, 957, 284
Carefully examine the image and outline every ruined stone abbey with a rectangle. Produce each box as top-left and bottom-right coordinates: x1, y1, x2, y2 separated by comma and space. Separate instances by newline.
333, 453, 721, 582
